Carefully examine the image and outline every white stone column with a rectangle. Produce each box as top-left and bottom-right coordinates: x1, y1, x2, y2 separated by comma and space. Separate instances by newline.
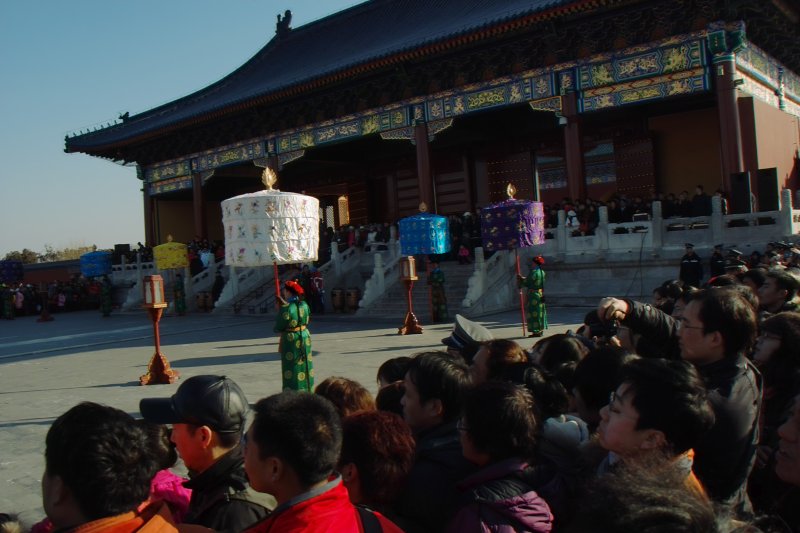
780, 188, 795, 236
184, 265, 195, 311
462, 246, 487, 308
331, 242, 342, 276
374, 253, 385, 294
651, 200, 663, 252
556, 210, 567, 259
711, 195, 724, 245
597, 206, 609, 258
229, 265, 238, 300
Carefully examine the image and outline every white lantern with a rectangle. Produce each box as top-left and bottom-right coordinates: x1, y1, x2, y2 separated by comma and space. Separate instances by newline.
142, 275, 167, 309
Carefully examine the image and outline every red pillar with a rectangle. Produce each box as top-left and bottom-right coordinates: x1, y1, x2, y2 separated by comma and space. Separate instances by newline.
562, 92, 585, 201
192, 173, 208, 241
714, 54, 744, 194
414, 121, 434, 211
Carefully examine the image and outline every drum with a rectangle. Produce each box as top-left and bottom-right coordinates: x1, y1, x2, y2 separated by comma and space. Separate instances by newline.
345, 288, 360, 312
331, 288, 345, 312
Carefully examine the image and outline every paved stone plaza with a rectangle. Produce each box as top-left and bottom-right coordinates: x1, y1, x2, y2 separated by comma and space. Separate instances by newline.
0, 306, 587, 524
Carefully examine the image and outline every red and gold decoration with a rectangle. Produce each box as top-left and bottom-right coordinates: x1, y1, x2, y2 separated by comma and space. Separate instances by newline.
139, 274, 180, 385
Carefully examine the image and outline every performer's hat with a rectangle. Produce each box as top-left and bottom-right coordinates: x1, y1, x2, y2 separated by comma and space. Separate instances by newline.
685, 243, 694, 248
729, 249, 743, 256
714, 243, 723, 250
140, 375, 248, 434
441, 314, 493, 363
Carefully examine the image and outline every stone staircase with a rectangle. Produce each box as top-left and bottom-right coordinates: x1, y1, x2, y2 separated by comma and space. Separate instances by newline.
363, 261, 475, 320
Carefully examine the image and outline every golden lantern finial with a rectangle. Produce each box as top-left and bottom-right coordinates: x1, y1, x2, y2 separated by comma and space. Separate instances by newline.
262, 167, 277, 190
419, 202, 428, 213
506, 183, 517, 199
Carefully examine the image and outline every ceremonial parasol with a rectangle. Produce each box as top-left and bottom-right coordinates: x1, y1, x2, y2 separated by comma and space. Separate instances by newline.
153, 237, 189, 270
0, 260, 24, 284
480, 184, 545, 336
221, 167, 319, 304
79, 251, 112, 278
396, 204, 450, 334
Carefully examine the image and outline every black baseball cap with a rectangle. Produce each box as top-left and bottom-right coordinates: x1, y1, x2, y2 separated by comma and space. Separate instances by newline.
139, 375, 248, 434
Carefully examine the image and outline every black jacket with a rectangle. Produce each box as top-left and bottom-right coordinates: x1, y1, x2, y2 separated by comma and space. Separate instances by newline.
680, 253, 703, 287
621, 300, 762, 509
623, 300, 681, 360
183, 446, 274, 532
395, 420, 477, 533
710, 252, 726, 278
694, 355, 761, 508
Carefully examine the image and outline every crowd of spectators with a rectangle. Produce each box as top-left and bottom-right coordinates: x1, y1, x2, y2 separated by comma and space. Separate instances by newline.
119, 240, 225, 275
0, 277, 112, 318
8, 236, 800, 532
543, 186, 727, 236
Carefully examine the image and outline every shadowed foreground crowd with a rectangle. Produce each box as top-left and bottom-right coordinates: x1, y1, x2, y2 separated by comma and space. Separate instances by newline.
5, 261, 800, 533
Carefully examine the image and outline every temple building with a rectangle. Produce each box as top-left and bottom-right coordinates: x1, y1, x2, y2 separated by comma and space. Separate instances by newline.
66, 0, 800, 246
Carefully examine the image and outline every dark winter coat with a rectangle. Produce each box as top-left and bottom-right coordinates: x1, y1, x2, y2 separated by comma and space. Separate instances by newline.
446, 459, 553, 533
680, 252, 704, 288
619, 300, 761, 511
395, 420, 477, 533
183, 446, 274, 532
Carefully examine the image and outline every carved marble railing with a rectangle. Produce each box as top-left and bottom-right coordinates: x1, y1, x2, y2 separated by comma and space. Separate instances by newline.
461, 248, 513, 310
356, 241, 402, 314
547, 188, 799, 261
213, 265, 273, 312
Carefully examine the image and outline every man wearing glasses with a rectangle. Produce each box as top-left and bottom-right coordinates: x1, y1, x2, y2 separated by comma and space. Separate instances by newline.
597, 288, 761, 516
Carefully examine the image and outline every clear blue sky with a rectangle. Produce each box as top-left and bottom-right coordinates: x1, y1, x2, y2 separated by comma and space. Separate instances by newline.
0, 0, 364, 257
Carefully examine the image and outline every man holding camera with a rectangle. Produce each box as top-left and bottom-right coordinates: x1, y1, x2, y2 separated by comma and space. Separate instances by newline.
597, 288, 761, 516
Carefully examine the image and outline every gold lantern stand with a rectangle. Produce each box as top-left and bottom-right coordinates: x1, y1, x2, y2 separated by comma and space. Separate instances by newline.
139, 274, 180, 385
398, 256, 423, 335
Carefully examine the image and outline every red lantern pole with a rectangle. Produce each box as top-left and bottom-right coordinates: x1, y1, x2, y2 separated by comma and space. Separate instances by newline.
426, 256, 434, 322
398, 256, 423, 335
516, 249, 527, 338
273, 262, 281, 309
140, 275, 180, 385
139, 307, 180, 385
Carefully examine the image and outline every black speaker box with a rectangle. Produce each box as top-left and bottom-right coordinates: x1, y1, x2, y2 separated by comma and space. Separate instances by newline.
756, 167, 780, 211
729, 171, 751, 214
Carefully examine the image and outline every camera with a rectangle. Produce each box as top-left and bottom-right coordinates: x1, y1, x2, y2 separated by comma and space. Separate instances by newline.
582, 310, 619, 339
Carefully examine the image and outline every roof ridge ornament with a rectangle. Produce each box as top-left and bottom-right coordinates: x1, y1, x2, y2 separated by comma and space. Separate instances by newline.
276, 9, 292, 38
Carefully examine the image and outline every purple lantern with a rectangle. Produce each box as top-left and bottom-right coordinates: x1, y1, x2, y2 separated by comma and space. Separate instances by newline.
480, 184, 545, 336
480, 199, 545, 251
